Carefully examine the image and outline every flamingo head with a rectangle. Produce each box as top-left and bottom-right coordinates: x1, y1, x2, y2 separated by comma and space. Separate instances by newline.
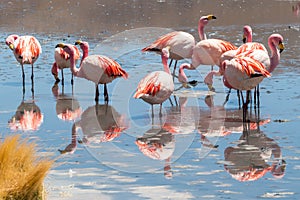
269, 34, 285, 54
51, 62, 59, 81
75, 40, 89, 53
178, 63, 190, 88
161, 46, 170, 58
243, 25, 253, 43
5, 34, 19, 50
271, 159, 286, 179
199, 14, 217, 26
56, 43, 75, 56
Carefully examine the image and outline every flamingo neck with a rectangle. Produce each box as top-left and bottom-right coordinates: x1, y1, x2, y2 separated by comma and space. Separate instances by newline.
198, 23, 207, 41
247, 33, 253, 43
268, 39, 280, 73
69, 51, 80, 77
162, 53, 171, 74
80, 44, 89, 66
178, 63, 191, 83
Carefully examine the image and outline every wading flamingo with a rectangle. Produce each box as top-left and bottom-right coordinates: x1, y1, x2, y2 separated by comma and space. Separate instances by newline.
142, 15, 216, 75
56, 41, 128, 103
134, 46, 174, 116
5, 34, 42, 92
222, 34, 284, 108
52, 44, 81, 85
206, 25, 267, 104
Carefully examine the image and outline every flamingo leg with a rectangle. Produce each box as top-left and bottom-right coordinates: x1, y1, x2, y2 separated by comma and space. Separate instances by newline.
223, 88, 232, 106
256, 84, 260, 109
61, 69, 64, 86
159, 103, 163, 117
31, 63, 34, 82
71, 74, 74, 86
31, 75, 34, 98
172, 60, 178, 81
21, 64, 25, 94
95, 84, 99, 102
168, 59, 173, 68
151, 104, 154, 118
104, 83, 109, 103
242, 90, 251, 122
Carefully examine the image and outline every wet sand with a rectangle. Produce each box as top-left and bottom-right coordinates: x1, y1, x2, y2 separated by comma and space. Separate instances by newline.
1, 0, 299, 37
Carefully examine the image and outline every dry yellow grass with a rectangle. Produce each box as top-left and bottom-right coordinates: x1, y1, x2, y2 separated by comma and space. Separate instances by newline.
0, 134, 54, 200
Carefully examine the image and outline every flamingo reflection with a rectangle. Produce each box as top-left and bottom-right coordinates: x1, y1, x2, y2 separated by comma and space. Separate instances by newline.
224, 114, 286, 181
135, 123, 175, 179
163, 96, 199, 135
52, 83, 82, 122
292, 2, 300, 17
8, 98, 43, 132
198, 95, 270, 148
59, 103, 128, 154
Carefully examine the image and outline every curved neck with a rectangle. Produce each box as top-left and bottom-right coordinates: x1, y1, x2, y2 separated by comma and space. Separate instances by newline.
178, 63, 193, 83
268, 39, 280, 73
198, 22, 206, 41
162, 53, 171, 74
69, 51, 80, 77
80, 44, 89, 66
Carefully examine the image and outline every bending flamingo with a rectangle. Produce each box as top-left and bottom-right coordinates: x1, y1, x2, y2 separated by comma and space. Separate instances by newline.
52, 44, 81, 85
142, 15, 216, 75
134, 46, 174, 116
5, 34, 42, 90
56, 41, 128, 103
178, 37, 237, 90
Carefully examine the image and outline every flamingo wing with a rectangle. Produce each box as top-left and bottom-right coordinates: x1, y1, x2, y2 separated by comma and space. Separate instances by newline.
134, 72, 161, 98
142, 31, 178, 52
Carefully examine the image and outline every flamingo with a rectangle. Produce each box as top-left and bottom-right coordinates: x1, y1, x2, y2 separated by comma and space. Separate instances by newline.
56, 41, 128, 103
177, 38, 237, 90
142, 14, 217, 75
222, 34, 285, 108
134, 46, 174, 116
5, 34, 42, 92
51, 44, 81, 85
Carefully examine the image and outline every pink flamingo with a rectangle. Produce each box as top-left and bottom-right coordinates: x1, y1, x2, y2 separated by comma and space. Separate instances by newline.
207, 25, 267, 105
134, 46, 174, 116
56, 41, 128, 103
51, 44, 81, 85
5, 34, 42, 91
142, 15, 216, 74
178, 37, 237, 90
222, 34, 284, 107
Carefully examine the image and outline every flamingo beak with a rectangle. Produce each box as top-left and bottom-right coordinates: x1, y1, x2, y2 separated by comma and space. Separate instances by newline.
207, 14, 217, 20
278, 42, 285, 53
9, 43, 14, 50
55, 43, 65, 48
242, 35, 247, 43
75, 40, 82, 45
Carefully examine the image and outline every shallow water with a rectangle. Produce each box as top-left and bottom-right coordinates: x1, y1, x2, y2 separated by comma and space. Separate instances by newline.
0, 0, 300, 199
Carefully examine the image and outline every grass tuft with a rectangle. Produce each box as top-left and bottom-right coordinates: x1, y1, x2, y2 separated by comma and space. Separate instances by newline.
0, 134, 53, 200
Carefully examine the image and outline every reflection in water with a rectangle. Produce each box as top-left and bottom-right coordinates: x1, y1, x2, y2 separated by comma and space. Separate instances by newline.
135, 123, 175, 179
52, 83, 82, 122
59, 103, 128, 154
163, 97, 199, 135
224, 112, 286, 182
292, 2, 300, 17
8, 99, 43, 132
198, 95, 270, 144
